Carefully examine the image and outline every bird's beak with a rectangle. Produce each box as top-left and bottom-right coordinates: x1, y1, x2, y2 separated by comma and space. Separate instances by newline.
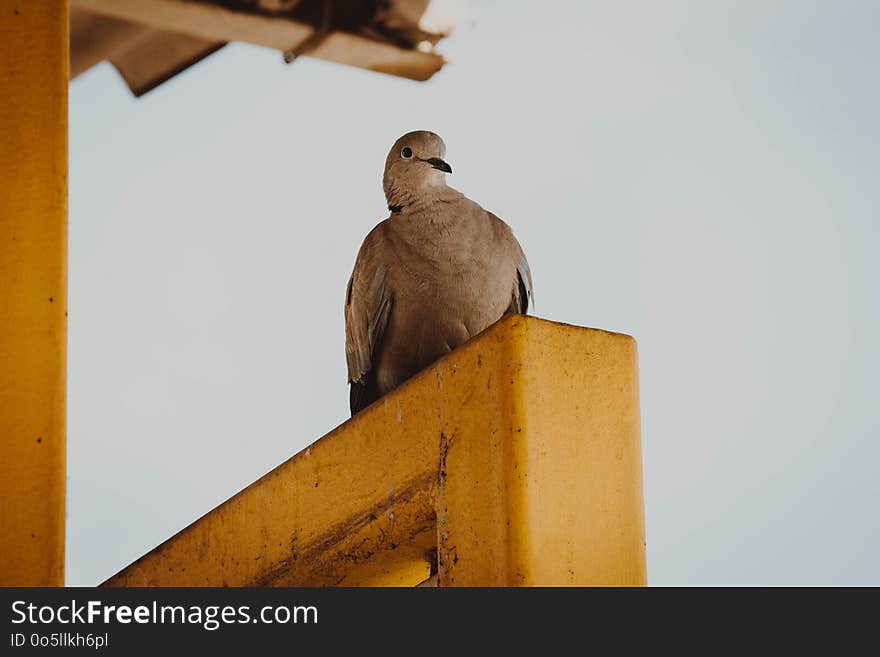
426, 157, 452, 174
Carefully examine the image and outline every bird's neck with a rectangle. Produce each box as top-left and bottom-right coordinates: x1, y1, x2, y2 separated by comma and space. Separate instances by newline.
386, 184, 463, 217
387, 188, 485, 259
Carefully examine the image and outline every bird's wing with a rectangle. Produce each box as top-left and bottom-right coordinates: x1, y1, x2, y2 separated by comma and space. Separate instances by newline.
512, 252, 534, 315
345, 231, 393, 394
486, 210, 532, 316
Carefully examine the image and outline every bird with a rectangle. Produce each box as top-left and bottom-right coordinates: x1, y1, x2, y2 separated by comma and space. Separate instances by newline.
344, 130, 533, 415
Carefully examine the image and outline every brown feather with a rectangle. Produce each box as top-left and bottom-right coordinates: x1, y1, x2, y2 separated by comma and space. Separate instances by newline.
344, 131, 532, 415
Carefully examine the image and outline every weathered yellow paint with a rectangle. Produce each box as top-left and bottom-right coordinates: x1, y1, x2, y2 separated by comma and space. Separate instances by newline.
104, 371, 444, 587
436, 319, 645, 586
104, 316, 644, 587
0, 0, 69, 586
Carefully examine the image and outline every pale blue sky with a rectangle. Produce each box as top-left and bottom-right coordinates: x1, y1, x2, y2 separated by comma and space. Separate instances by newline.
67, 0, 880, 585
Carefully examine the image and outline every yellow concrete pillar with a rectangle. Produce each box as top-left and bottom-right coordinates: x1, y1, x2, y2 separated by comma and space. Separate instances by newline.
436, 319, 646, 585
0, 0, 69, 586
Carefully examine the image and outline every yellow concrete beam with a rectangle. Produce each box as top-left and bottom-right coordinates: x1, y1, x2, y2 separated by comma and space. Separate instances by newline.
0, 0, 69, 586
103, 316, 645, 587
436, 319, 645, 585
104, 367, 444, 586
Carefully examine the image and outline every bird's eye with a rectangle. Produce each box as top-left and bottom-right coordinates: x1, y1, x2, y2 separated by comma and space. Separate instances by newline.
401, 147, 413, 159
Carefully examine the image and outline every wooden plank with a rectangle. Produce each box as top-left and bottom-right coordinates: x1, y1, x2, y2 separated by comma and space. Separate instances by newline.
72, 0, 445, 81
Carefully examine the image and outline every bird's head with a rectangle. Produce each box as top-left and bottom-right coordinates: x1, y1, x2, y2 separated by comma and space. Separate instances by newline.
382, 130, 452, 212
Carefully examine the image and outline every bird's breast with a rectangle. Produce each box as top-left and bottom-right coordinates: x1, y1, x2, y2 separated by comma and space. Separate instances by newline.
373, 248, 513, 393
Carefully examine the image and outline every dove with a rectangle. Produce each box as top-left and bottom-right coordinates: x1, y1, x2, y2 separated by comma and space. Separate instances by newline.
344, 130, 533, 415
